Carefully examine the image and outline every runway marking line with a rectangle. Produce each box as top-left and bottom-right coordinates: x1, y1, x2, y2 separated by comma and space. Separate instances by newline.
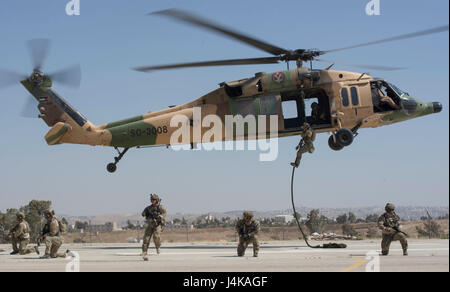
340, 257, 366, 272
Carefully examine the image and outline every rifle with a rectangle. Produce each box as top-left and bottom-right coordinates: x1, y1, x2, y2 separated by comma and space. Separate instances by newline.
392, 226, 408, 237
36, 223, 50, 247
143, 208, 163, 227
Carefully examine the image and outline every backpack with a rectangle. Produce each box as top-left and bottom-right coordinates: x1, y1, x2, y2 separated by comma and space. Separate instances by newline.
58, 219, 67, 234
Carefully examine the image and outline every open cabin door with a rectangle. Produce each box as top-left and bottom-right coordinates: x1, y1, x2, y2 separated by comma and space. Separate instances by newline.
281, 89, 332, 132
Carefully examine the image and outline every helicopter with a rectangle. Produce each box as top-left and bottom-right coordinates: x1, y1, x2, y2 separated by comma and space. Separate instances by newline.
0, 9, 447, 173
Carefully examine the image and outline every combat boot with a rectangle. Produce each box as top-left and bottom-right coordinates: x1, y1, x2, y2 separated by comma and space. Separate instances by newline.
40, 254, 51, 259
253, 252, 258, 257
10, 251, 19, 255
403, 250, 408, 256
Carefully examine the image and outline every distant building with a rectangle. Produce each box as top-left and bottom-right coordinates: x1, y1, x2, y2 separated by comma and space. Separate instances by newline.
274, 215, 295, 223
165, 224, 194, 230
86, 222, 121, 233
204, 214, 214, 221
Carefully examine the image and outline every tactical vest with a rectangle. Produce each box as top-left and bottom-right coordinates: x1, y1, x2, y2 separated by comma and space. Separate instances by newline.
143, 205, 165, 226
382, 213, 400, 229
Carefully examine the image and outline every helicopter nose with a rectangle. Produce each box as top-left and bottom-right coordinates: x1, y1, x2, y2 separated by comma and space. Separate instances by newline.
433, 102, 442, 113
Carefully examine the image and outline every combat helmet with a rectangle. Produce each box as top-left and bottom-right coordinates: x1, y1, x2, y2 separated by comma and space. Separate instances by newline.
150, 194, 161, 202
16, 212, 25, 220
243, 211, 254, 219
43, 210, 54, 218
385, 203, 395, 212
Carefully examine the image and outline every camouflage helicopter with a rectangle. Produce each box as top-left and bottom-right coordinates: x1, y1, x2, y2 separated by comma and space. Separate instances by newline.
0, 9, 447, 173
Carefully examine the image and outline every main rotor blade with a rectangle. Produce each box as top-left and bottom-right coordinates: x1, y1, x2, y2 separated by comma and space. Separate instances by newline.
49, 64, 81, 88
152, 9, 289, 56
325, 25, 449, 54
0, 69, 26, 89
135, 57, 280, 72
27, 39, 51, 71
316, 59, 405, 71
20, 95, 38, 118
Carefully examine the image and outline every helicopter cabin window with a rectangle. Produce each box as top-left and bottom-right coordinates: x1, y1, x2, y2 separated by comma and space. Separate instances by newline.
259, 95, 278, 115
350, 87, 359, 106
341, 88, 349, 107
282, 100, 298, 119
234, 98, 255, 116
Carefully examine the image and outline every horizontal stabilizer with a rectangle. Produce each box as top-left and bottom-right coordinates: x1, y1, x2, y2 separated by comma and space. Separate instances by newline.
45, 122, 72, 145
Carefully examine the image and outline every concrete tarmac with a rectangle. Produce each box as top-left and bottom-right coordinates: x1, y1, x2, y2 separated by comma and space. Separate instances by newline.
0, 239, 448, 272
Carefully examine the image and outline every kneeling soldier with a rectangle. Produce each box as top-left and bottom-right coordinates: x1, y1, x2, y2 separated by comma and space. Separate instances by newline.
10, 212, 38, 255
377, 203, 408, 256
236, 211, 260, 257
40, 210, 67, 259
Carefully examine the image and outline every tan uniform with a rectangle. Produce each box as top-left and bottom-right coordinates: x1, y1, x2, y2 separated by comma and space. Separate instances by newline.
43, 217, 66, 258
235, 218, 260, 256
142, 204, 166, 253
11, 221, 35, 255
291, 127, 316, 167
377, 212, 408, 255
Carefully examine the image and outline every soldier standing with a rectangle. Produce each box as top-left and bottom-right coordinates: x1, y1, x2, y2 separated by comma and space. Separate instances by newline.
235, 211, 260, 257
377, 203, 408, 256
141, 194, 166, 259
10, 212, 38, 255
291, 123, 316, 168
40, 210, 67, 259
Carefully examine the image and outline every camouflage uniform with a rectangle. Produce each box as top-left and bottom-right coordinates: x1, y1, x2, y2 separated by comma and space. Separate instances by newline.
291, 123, 316, 168
235, 211, 260, 257
42, 211, 66, 258
377, 204, 408, 256
10, 213, 36, 255
142, 194, 167, 255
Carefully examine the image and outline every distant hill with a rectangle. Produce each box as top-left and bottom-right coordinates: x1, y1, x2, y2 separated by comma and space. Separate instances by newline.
62, 206, 448, 227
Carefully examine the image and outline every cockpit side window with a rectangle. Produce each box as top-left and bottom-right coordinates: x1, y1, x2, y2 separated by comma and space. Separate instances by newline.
350, 87, 359, 106
341, 88, 349, 107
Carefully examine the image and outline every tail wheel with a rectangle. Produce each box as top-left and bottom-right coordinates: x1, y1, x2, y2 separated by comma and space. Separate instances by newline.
107, 163, 117, 173
328, 136, 344, 151
336, 128, 354, 147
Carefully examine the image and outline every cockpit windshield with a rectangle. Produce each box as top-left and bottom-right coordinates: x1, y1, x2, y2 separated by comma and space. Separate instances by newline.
387, 82, 407, 97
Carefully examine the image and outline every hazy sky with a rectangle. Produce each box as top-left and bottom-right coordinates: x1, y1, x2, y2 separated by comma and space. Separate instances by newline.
0, 0, 448, 216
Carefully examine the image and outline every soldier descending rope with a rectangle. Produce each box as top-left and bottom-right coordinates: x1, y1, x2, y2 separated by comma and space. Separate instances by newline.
291, 123, 316, 168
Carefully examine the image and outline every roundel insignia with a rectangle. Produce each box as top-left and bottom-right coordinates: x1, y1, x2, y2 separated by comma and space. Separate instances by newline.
272, 72, 286, 84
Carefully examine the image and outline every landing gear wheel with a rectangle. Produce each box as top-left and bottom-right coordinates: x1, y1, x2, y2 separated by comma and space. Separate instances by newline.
107, 163, 117, 173
328, 136, 344, 151
106, 147, 130, 173
336, 128, 354, 147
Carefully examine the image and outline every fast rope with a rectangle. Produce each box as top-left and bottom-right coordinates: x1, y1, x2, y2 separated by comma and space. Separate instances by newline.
290, 166, 347, 249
